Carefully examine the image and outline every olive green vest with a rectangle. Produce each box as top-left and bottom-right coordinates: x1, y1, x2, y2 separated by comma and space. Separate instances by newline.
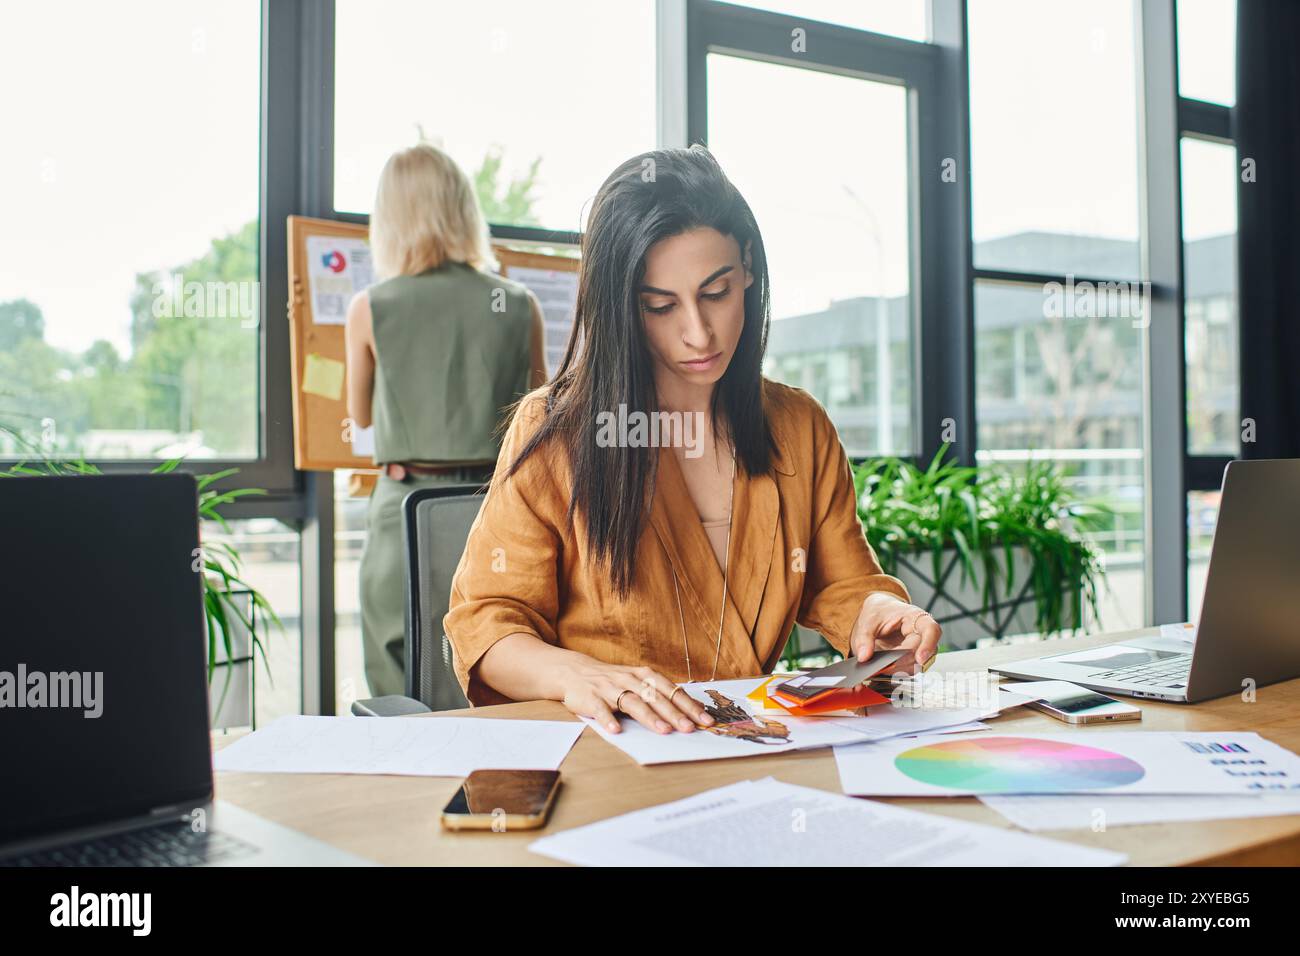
368, 262, 533, 464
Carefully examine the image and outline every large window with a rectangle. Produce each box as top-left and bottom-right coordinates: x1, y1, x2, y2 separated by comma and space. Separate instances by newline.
204, 517, 303, 728
1177, 0, 1239, 619
0, 0, 262, 461
731, 1, 928, 40
333, 0, 657, 230
705, 54, 915, 457
969, 0, 1148, 630
968, 0, 1142, 279
1176, 0, 1236, 106
334, 475, 370, 708
1186, 489, 1219, 617
1181, 137, 1239, 456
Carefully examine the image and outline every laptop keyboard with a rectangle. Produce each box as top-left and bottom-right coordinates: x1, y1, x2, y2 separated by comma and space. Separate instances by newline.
0, 819, 258, 867
1091, 653, 1192, 688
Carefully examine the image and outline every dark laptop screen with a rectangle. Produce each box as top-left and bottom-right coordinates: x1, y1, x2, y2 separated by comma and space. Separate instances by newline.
0, 474, 214, 844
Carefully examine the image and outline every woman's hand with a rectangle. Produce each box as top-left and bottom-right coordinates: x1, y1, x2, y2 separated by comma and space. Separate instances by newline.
848, 591, 942, 671
554, 658, 715, 735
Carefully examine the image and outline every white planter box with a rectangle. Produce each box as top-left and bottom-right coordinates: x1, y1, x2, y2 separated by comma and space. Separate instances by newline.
208, 587, 255, 730
892, 548, 1044, 650
788, 546, 1088, 660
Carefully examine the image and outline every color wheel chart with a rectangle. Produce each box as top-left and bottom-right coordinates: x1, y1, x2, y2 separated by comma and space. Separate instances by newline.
894, 736, 1146, 793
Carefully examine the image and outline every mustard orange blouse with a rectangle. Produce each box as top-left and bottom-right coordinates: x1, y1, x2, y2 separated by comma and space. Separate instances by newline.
444, 379, 910, 706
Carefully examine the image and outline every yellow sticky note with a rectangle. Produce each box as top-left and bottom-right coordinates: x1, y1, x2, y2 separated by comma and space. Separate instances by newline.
302, 352, 345, 401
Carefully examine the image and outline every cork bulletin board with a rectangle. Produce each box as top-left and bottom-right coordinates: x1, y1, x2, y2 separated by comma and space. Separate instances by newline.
286, 215, 580, 475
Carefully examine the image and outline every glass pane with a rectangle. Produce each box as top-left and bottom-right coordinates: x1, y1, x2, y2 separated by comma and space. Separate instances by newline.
975, 280, 1147, 630
732, 1, 927, 41
968, 0, 1141, 278
1187, 489, 1219, 618
1177, 0, 1236, 106
1181, 138, 1239, 455
333, 0, 656, 228
335, 473, 371, 708
707, 54, 914, 456
203, 518, 301, 729
0, 1, 261, 461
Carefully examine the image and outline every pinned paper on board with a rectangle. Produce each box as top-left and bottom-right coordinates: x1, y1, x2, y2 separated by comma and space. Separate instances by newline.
305, 234, 377, 325
503, 265, 578, 375
302, 352, 346, 400
349, 424, 375, 458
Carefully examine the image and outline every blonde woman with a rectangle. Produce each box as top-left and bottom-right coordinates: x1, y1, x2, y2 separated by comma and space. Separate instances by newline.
346, 143, 547, 699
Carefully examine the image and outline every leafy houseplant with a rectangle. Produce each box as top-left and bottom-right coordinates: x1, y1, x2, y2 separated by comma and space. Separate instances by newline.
853, 446, 1110, 645
0, 428, 280, 719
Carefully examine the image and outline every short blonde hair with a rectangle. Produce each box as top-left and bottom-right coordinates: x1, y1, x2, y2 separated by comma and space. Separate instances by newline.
370, 143, 497, 278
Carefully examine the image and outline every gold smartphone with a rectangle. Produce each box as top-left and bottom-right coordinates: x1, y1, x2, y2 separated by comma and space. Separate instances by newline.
439, 769, 561, 831
1025, 690, 1142, 725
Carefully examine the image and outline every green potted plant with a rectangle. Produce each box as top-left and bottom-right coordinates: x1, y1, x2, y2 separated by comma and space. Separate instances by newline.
1, 427, 280, 728
785, 446, 1111, 667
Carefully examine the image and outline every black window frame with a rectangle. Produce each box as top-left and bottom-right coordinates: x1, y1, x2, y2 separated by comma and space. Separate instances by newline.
685, 0, 974, 468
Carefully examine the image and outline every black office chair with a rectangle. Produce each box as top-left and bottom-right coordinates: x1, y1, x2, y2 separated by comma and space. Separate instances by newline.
352, 485, 486, 716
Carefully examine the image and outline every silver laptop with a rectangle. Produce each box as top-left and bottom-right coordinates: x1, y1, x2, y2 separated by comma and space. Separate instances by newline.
992, 459, 1300, 703
0, 474, 370, 866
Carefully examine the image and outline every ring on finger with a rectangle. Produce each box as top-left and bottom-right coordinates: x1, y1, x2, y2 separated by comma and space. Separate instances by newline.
614, 689, 633, 714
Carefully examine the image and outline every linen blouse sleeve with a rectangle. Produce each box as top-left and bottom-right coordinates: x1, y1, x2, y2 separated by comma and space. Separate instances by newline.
443, 396, 563, 705
796, 399, 910, 657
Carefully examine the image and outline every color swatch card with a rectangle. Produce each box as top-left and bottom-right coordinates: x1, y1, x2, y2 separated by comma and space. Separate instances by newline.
834, 731, 1300, 797
747, 674, 889, 716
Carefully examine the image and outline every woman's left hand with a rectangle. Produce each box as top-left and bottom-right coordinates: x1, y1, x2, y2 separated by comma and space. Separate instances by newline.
848, 591, 942, 671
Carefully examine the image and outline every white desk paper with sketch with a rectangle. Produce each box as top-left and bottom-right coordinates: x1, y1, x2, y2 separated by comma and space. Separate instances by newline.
212, 715, 583, 777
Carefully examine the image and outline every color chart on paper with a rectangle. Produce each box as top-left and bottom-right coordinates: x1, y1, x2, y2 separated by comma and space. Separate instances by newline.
894, 736, 1146, 793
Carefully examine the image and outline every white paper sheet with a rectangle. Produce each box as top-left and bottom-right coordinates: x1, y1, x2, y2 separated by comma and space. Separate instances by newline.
834, 731, 1300, 797
349, 424, 374, 457
806, 678, 1027, 742
212, 715, 583, 777
818, 701, 1003, 742
916, 721, 989, 736
528, 777, 1127, 867
980, 792, 1300, 831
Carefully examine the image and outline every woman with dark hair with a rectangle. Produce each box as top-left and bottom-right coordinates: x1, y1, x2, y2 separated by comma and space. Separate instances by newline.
445, 145, 941, 734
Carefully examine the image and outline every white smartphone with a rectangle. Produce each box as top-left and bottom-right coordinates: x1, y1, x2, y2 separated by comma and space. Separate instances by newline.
1023, 686, 1142, 725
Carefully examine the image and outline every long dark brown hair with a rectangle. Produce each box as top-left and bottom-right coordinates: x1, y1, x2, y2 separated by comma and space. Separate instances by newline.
507, 145, 775, 597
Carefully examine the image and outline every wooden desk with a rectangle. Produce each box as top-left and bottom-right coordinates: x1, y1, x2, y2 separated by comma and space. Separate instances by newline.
215, 629, 1300, 866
